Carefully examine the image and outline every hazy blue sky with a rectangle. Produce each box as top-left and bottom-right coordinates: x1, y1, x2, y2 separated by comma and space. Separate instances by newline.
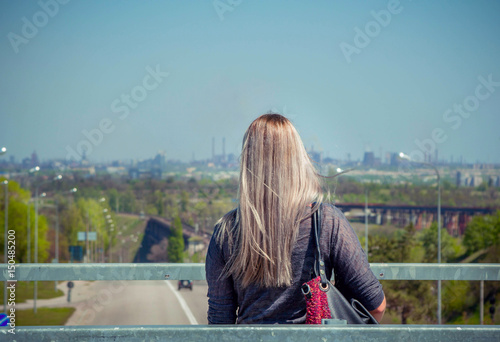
1, 1, 499, 164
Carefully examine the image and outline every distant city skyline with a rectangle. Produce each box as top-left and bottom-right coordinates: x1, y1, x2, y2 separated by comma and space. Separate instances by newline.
2, 144, 495, 167
1, 1, 500, 163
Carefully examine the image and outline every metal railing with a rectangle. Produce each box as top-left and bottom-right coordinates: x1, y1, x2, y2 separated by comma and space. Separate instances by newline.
6, 324, 500, 342
3, 263, 499, 281
1, 263, 499, 342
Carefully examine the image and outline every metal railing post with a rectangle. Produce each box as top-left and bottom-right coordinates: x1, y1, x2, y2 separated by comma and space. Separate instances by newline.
480, 280, 484, 325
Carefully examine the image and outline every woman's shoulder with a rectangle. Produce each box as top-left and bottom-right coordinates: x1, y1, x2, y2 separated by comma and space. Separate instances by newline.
217, 208, 238, 228
209, 209, 238, 261
320, 203, 350, 230
321, 202, 344, 218
212, 208, 238, 241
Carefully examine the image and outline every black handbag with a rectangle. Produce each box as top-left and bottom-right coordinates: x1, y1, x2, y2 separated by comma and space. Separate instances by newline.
301, 205, 379, 324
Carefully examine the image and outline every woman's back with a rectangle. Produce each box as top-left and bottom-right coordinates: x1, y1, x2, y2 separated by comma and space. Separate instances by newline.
206, 204, 385, 324
206, 113, 385, 324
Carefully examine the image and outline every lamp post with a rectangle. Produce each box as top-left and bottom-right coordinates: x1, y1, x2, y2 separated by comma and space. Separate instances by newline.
336, 167, 369, 254
26, 166, 41, 264
102, 208, 114, 262
52, 187, 77, 290
3, 180, 8, 314
399, 152, 442, 324
34, 174, 62, 313
85, 197, 106, 263
55, 188, 77, 263
98, 198, 106, 262
109, 223, 114, 263
27, 200, 31, 263
27, 193, 45, 264
0, 147, 6, 155
365, 189, 369, 258
105, 217, 113, 263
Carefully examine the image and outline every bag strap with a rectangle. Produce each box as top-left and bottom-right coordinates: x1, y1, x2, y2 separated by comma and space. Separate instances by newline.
313, 204, 333, 287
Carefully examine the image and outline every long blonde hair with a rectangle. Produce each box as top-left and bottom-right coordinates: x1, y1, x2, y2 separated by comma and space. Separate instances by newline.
217, 113, 323, 288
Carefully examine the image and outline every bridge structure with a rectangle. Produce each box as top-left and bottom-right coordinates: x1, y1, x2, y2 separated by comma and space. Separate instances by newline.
335, 203, 498, 236
133, 216, 211, 263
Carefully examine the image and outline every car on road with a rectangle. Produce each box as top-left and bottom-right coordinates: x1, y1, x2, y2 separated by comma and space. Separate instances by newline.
178, 280, 193, 291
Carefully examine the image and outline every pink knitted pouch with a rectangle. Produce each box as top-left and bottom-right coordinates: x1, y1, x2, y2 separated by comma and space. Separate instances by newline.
302, 276, 332, 324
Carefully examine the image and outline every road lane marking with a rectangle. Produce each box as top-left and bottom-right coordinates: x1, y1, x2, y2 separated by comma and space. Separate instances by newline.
164, 281, 198, 325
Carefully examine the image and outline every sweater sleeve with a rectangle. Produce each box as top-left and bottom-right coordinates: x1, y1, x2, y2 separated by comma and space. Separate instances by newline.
206, 227, 238, 324
328, 206, 385, 312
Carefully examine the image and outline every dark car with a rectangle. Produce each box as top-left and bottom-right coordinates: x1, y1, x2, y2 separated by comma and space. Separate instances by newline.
178, 280, 193, 290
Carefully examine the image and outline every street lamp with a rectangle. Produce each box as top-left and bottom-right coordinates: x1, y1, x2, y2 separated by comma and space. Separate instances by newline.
27, 193, 45, 264
107, 219, 114, 263
27, 199, 32, 263
50, 187, 77, 291
365, 189, 369, 257
35, 176, 62, 263
55, 188, 77, 263
0, 147, 6, 155
399, 152, 442, 324
3, 180, 8, 314
34, 175, 62, 313
97, 198, 113, 262
25, 166, 41, 263
94, 197, 106, 261
336, 167, 369, 254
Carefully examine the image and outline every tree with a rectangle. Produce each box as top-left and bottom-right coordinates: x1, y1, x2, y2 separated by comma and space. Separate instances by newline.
107, 188, 120, 213
370, 224, 436, 324
0, 178, 49, 263
418, 222, 464, 263
180, 191, 190, 213
59, 201, 86, 261
167, 216, 184, 263
463, 211, 500, 261
163, 192, 179, 220
119, 189, 137, 213
76, 197, 112, 261
193, 201, 209, 231
154, 190, 164, 216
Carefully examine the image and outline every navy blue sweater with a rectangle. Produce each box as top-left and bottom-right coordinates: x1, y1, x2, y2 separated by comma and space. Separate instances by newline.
206, 204, 385, 324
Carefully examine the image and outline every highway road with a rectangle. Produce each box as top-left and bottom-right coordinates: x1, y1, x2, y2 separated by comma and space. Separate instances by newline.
65, 280, 209, 325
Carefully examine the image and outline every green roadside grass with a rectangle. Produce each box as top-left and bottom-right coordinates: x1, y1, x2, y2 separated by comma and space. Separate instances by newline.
15, 307, 76, 326
0, 281, 64, 305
